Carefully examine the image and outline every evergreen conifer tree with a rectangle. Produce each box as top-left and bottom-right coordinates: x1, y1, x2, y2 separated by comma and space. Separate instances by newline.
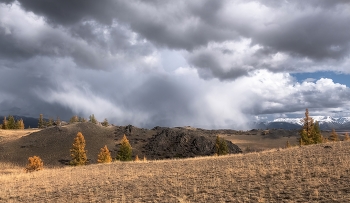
89, 114, 97, 124
7, 115, 16, 129
2, 116, 7, 129
101, 118, 109, 127
215, 136, 229, 156
299, 109, 323, 145
117, 134, 132, 161
70, 132, 88, 166
215, 136, 220, 155
16, 119, 25, 129
38, 114, 44, 129
47, 118, 53, 127
312, 121, 323, 144
56, 117, 61, 126
69, 115, 79, 124
97, 145, 112, 163
329, 129, 339, 142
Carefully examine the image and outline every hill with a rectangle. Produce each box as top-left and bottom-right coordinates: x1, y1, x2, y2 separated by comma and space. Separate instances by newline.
0, 123, 242, 166
0, 123, 116, 166
1, 141, 350, 202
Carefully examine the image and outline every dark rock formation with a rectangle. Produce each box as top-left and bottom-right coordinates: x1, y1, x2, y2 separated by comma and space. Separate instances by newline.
144, 128, 242, 159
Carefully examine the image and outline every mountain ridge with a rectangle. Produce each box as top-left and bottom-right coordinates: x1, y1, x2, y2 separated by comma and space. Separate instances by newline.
254, 116, 350, 130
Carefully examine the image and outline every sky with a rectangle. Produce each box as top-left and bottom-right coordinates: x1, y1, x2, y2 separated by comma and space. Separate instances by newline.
0, 0, 350, 129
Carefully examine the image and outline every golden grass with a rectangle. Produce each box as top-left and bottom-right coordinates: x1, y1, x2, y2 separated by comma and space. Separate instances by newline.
222, 134, 298, 152
0, 129, 40, 143
1, 141, 350, 202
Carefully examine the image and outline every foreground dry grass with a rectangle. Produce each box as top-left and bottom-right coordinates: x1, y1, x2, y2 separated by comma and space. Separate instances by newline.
1, 141, 350, 202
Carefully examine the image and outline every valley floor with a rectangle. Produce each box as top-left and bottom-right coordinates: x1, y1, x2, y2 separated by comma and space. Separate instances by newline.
1, 141, 350, 202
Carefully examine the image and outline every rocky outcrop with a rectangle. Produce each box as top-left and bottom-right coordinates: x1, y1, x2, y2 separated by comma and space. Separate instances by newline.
144, 128, 242, 159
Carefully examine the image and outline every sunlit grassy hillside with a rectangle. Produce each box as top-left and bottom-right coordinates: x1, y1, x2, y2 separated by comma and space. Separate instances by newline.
1, 141, 350, 202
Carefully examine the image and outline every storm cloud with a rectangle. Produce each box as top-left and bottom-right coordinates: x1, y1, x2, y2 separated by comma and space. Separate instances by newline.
0, 0, 350, 129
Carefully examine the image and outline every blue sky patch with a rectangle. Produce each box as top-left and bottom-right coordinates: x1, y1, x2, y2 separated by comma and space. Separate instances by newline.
292, 71, 350, 87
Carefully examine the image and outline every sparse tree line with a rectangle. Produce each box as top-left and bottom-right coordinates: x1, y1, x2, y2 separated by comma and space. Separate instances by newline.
38, 114, 58, 128
67, 114, 109, 127
69, 132, 143, 165
285, 108, 350, 148
26, 132, 145, 172
37, 113, 110, 129
1, 115, 25, 129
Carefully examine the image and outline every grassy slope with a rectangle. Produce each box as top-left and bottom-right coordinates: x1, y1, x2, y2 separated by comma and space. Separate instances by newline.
0, 129, 40, 143
0, 123, 116, 166
1, 141, 350, 202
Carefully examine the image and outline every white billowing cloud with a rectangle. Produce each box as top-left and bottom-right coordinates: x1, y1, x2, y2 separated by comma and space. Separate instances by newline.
245, 70, 350, 115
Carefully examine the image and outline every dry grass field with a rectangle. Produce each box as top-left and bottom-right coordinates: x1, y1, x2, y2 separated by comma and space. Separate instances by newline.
0, 129, 40, 143
222, 134, 298, 152
1, 140, 350, 202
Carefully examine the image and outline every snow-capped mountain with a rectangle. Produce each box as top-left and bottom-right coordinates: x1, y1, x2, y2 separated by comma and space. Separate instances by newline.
253, 116, 350, 130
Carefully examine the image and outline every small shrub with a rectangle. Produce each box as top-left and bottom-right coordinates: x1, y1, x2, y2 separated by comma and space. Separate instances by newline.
329, 129, 339, 142
143, 155, 147, 162
343, 132, 350, 141
97, 145, 112, 163
25, 156, 43, 172
285, 140, 291, 148
134, 155, 140, 162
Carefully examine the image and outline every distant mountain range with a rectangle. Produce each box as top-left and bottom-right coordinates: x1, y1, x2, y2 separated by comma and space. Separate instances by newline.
253, 116, 350, 130
1, 115, 350, 131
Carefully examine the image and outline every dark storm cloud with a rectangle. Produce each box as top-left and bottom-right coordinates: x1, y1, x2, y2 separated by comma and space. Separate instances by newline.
187, 52, 249, 80
0, 64, 75, 118
1, 0, 235, 50
124, 75, 197, 127
1, 0, 350, 128
256, 0, 350, 8
1, 0, 116, 25
3, 0, 350, 78
252, 11, 350, 60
